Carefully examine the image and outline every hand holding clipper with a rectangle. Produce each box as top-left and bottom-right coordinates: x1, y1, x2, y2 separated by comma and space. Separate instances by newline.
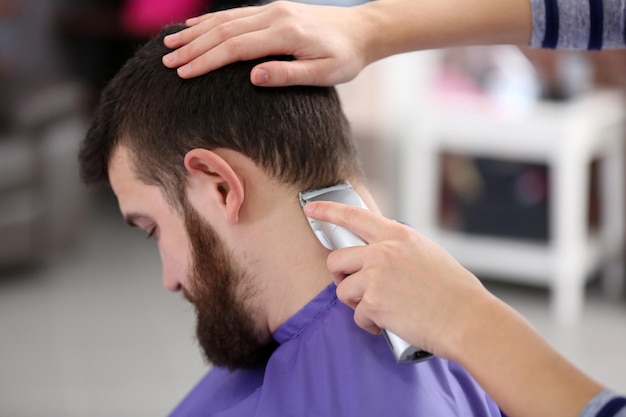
299, 182, 433, 364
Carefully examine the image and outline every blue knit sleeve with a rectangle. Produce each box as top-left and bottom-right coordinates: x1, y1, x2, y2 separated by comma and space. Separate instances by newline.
530, 0, 626, 49
579, 390, 626, 417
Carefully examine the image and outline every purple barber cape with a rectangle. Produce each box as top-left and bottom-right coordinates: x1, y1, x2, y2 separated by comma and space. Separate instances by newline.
170, 283, 502, 417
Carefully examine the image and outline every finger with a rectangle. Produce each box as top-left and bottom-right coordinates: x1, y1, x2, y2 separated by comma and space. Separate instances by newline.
184, 15, 203, 26
326, 246, 366, 285
304, 201, 399, 244
163, 13, 271, 69
174, 30, 290, 79
163, 21, 216, 49
334, 272, 366, 310
353, 304, 382, 335
175, 6, 264, 47
250, 58, 343, 87
185, 5, 262, 27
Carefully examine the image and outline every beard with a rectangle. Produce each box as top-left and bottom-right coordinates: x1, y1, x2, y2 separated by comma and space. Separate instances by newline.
182, 202, 278, 370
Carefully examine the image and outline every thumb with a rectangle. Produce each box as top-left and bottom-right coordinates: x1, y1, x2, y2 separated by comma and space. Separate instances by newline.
250, 59, 337, 87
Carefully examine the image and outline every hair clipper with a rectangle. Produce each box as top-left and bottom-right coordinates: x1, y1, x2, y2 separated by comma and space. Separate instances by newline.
299, 182, 433, 364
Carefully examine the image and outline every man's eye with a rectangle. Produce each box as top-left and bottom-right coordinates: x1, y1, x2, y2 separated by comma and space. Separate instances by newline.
146, 227, 156, 240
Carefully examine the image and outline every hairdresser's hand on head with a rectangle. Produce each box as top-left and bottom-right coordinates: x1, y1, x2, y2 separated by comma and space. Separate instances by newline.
162, 0, 533, 86
303, 200, 491, 359
162, 1, 371, 86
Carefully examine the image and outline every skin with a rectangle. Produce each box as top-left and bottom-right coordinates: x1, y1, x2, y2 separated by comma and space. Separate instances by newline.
107, 144, 380, 355
156, 1, 613, 413
303, 201, 606, 417
161, 0, 532, 86
182, 200, 278, 369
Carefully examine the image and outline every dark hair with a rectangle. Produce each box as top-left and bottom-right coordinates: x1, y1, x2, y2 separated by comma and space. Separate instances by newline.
79, 24, 362, 208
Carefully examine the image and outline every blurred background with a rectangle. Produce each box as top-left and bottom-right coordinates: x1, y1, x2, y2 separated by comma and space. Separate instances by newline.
1, 0, 626, 415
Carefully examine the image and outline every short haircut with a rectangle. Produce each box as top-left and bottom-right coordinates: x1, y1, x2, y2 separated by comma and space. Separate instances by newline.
79, 24, 362, 209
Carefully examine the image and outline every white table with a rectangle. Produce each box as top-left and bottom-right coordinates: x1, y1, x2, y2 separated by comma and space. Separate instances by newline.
400, 89, 626, 325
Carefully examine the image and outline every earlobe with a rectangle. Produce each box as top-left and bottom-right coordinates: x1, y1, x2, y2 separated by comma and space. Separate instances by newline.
184, 149, 244, 224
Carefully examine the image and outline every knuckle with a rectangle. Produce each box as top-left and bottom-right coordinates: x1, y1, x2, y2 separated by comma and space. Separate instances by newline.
213, 9, 235, 24
337, 282, 359, 308
223, 36, 244, 57
365, 243, 399, 274
360, 293, 382, 318
395, 224, 415, 242
340, 206, 361, 224
191, 21, 210, 39
176, 32, 205, 59
284, 22, 306, 39
175, 45, 192, 62
407, 229, 426, 249
272, 1, 296, 17
215, 22, 234, 41
376, 242, 397, 262
280, 65, 295, 85
188, 23, 206, 38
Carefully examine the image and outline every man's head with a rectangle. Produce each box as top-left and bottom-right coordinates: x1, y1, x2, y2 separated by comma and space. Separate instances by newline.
80, 24, 360, 207
79, 24, 363, 369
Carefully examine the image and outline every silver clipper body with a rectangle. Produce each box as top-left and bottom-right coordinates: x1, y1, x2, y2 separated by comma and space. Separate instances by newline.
299, 182, 433, 364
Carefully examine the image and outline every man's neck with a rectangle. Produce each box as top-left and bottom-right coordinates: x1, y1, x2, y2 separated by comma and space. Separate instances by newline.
248, 181, 380, 335
215, 150, 380, 338
233, 192, 335, 334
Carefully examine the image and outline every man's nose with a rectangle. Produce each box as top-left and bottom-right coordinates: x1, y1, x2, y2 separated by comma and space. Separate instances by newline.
162, 271, 182, 292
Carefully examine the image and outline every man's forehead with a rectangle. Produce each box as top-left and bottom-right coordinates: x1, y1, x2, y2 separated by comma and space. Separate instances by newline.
107, 145, 148, 215
107, 146, 175, 222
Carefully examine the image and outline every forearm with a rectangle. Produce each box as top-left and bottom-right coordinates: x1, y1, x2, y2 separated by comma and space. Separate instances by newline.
448, 294, 604, 417
356, 0, 532, 64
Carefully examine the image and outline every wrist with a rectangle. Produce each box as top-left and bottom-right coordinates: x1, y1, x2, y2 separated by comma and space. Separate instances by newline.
350, 2, 387, 67
353, 0, 416, 66
442, 289, 506, 364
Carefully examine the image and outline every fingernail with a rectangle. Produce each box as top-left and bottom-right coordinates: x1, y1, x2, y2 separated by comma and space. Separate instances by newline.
304, 202, 317, 214
253, 68, 269, 85
164, 33, 179, 44
186, 17, 198, 25
178, 64, 190, 77
162, 51, 177, 65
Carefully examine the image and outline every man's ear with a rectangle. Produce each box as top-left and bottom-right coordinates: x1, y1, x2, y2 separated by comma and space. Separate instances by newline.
183, 149, 244, 224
